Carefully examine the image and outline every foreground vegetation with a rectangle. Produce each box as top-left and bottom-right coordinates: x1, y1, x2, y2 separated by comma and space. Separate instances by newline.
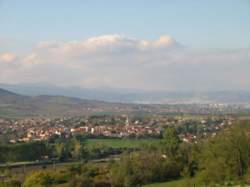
143, 179, 187, 187
0, 137, 161, 163
0, 120, 250, 187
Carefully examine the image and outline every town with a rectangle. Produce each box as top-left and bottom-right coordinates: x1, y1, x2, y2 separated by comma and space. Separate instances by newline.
0, 114, 235, 144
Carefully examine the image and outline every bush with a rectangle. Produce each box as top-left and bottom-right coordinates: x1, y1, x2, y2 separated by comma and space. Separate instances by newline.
22, 171, 67, 187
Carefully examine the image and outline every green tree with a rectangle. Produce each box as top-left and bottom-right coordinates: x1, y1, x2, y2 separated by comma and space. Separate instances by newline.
161, 127, 181, 158
196, 121, 250, 185
55, 142, 69, 161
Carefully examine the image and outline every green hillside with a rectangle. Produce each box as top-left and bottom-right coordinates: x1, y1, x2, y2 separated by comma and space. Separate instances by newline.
0, 88, 123, 118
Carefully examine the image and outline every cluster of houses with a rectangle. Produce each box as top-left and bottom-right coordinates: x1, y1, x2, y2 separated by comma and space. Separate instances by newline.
0, 115, 235, 144
0, 116, 162, 143
70, 124, 162, 138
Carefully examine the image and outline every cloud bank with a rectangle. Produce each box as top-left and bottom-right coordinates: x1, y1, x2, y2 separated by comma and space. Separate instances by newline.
0, 34, 249, 91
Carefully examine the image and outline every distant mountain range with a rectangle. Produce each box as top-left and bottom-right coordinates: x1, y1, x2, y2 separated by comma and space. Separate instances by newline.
1, 83, 250, 104
1, 86, 250, 118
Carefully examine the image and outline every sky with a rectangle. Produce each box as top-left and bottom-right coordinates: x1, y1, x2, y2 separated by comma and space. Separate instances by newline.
0, 0, 250, 91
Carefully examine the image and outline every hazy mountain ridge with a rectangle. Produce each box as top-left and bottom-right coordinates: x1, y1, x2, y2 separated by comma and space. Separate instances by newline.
1, 87, 250, 118
1, 83, 250, 104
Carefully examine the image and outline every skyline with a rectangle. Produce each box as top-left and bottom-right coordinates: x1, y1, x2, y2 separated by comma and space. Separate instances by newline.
0, 1, 250, 91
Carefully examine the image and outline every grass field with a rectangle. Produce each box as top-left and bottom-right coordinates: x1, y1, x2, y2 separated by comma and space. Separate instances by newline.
84, 138, 161, 148
143, 179, 187, 187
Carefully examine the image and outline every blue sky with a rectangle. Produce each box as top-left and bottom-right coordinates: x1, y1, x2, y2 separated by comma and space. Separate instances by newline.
0, 1, 250, 91
1, 0, 250, 50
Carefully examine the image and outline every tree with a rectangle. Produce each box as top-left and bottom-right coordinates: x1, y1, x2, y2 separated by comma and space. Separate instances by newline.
161, 127, 181, 158
70, 138, 83, 159
55, 143, 69, 161
196, 121, 250, 185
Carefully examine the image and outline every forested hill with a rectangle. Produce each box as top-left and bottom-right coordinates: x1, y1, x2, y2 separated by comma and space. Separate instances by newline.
0, 88, 130, 118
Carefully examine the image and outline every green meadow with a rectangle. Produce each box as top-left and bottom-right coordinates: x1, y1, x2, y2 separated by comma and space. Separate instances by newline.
84, 138, 161, 148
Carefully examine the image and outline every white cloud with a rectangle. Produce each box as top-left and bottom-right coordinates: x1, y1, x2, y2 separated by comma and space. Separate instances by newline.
0, 52, 17, 63
0, 34, 249, 91
154, 35, 176, 48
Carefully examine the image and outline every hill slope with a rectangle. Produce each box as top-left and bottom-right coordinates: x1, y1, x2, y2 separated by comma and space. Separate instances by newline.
0, 88, 128, 117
